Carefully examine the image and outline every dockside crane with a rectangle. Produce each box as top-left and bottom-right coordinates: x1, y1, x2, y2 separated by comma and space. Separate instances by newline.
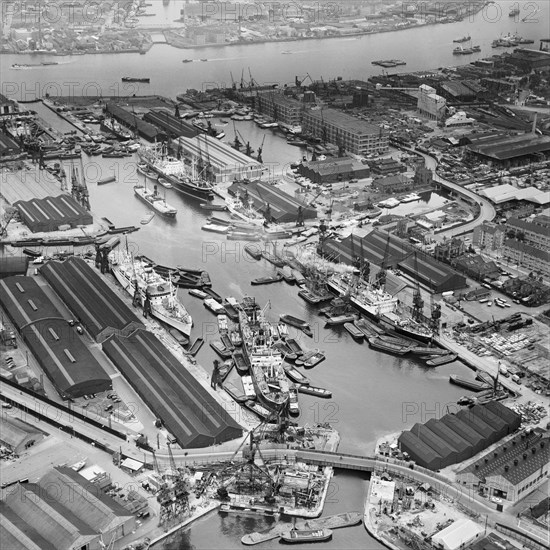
375, 233, 391, 290
411, 251, 424, 323
257, 134, 266, 163
0, 209, 16, 238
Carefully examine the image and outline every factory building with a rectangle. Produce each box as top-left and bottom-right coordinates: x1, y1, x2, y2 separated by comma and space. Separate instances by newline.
0, 466, 135, 550
457, 430, 549, 503
14, 195, 93, 233
399, 402, 521, 471
0, 276, 112, 399
175, 134, 263, 183
432, 519, 484, 550
102, 329, 243, 448
0, 416, 45, 455
302, 108, 389, 156
228, 180, 317, 223
0, 256, 28, 278
297, 157, 370, 184
256, 91, 303, 127
417, 84, 447, 121
40, 257, 144, 343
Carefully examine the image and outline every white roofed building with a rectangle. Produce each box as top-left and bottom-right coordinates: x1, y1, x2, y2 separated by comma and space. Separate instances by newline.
431, 518, 484, 550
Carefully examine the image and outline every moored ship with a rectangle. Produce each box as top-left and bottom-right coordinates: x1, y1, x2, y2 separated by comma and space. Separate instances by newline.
109, 251, 193, 336
138, 144, 214, 201
134, 184, 177, 217
101, 117, 133, 140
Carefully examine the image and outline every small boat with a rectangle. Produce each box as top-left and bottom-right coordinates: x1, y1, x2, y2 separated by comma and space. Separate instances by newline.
277, 323, 289, 339
279, 267, 296, 284
353, 319, 382, 338
325, 314, 356, 326
182, 59, 193, 63
22, 248, 43, 258
286, 338, 304, 356
204, 298, 225, 314
223, 297, 240, 321
283, 363, 310, 385
233, 350, 250, 375
188, 337, 204, 356
169, 327, 190, 347
280, 314, 313, 337
425, 353, 458, 367
288, 385, 300, 416
220, 503, 279, 519
273, 341, 297, 361
223, 367, 248, 402
97, 175, 116, 185
244, 243, 263, 260
298, 289, 333, 304
229, 330, 242, 347
122, 76, 150, 82
218, 359, 233, 381
140, 212, 155, 225
202, 222, 229, 234
344, 322, 364, 340
188, 288, 208, 299
449, 375, 490, 392
302, 351, 325, 369
217, 314, 229, 333
200, 202, 227, 211
295, 350, 317, 367
261, 251, 285, 267
453, 35, 471, 43
251, 273, 283, 286
291, 269, 306, 285
368, 336, 411, 355
296, 384, 332, 399
280, 528, 333, 543
157, 177, 173, 189
243, 400, 271, 420
203, 287, 223, 301
220, 334, 234, 351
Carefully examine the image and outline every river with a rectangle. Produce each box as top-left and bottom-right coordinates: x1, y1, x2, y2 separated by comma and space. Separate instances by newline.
2, 2, 548, 548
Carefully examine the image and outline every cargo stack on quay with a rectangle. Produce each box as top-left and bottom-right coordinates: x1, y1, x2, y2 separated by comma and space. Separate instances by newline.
2, 5, 550, 547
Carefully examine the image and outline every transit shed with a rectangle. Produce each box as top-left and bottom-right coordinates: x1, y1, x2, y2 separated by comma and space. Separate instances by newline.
432, 518, 484, 550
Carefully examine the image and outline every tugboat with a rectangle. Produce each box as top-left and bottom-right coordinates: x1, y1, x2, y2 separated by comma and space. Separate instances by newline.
280, 528, 333, 543
453, 35, 471, 43
122, 76, 150, 82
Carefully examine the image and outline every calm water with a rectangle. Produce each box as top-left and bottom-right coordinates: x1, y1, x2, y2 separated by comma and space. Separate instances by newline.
3, 2, 548, 547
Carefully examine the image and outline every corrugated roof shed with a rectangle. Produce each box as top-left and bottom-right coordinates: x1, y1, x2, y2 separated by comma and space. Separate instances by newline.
228, 180, 317, 223
425, 418, 473, 461
102, 329, 242, 448
468, 132, 550, 161
398, 431, 442, 470
0, 505, 58, 550
0, 256, 28, 278
470, 404, 508, 438
0, 276, 112, 398
457, 409, 499, 443
143, 109, 198, 139
432, 518, 484, 550
105, 103, 166, 141
0, 417, 44, 452
40, 257, 144, 343
484, 401, 521, 431
411, 424, 459, 466
13, 195, 92, 233
439, 414, 487, 453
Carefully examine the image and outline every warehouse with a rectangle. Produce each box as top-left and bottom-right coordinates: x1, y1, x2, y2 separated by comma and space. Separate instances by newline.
0, 276, 112, 399
320, 231, 467, 292
457, 430, 549, 503
40, 257, 143, 343
0, 256, 28, 279
0, 416, 45, 455
298, 157, 370, 184
105, 102, 167, 142
432, 518, 484, 550
228, 180, 317, 223
0, 466, 135, 550
176, 133, 263, 183
143, 109, 198, 139
399, 403, 521, 471
14, 195, 93, 233
102, 329, 242, 448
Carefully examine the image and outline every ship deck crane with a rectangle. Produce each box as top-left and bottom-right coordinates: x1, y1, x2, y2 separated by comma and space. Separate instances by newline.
411, 251, 424, 322
375, 232, 391, 290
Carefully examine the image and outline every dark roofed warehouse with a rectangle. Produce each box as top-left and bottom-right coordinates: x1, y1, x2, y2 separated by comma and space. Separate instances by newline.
228, 180, 317, 224
40, 257, 143, 343
399, 403, 521, 471
143, 109, 199, 139
0, 276, 111, 398
105, 102, 167, 142
102, 329, 242, 448
14, 195, 93, 233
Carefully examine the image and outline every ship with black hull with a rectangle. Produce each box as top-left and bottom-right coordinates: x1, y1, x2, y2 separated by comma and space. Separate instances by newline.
138, 144, 214, 202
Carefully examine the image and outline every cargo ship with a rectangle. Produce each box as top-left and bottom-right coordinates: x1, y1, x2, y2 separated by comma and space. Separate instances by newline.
138, 144, 214, 202
239, 297, 290, 412
101, 117, 133, 140
109, 251, 193, 336
122, 76, 150, 82
134, 184, 177, 217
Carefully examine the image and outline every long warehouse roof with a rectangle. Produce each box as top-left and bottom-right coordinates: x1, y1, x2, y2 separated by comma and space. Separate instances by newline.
40, 257, 143, 342
102, 329, 243, 449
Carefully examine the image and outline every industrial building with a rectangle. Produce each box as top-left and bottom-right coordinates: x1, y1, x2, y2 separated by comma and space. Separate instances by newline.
0, 416, 45, 455
466, 132, 550, 168
0, 256, 28, 278
14, 195, 93, 233
40, 257, 144, 343
457, 429, 549, 503
228, 180, 317, 223
417, 84, 447, 121
431, 518, 484, 550
297, 157, 370, 184
320, 231, 466, 293
506, 48, 550, 71
0, 466, 135, 550
143, 109, 199, 139
398, 402, 521, 470
256, 91, 303, 127
302, 108, 389, 156
175, 134, 263, 183
478, 184, 550, 207
102, 329, 243, 448
105, 102, 167, 142
0, 276, 112, 399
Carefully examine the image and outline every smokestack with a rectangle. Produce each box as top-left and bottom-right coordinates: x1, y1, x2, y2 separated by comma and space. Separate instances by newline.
532, 113, 537, 134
